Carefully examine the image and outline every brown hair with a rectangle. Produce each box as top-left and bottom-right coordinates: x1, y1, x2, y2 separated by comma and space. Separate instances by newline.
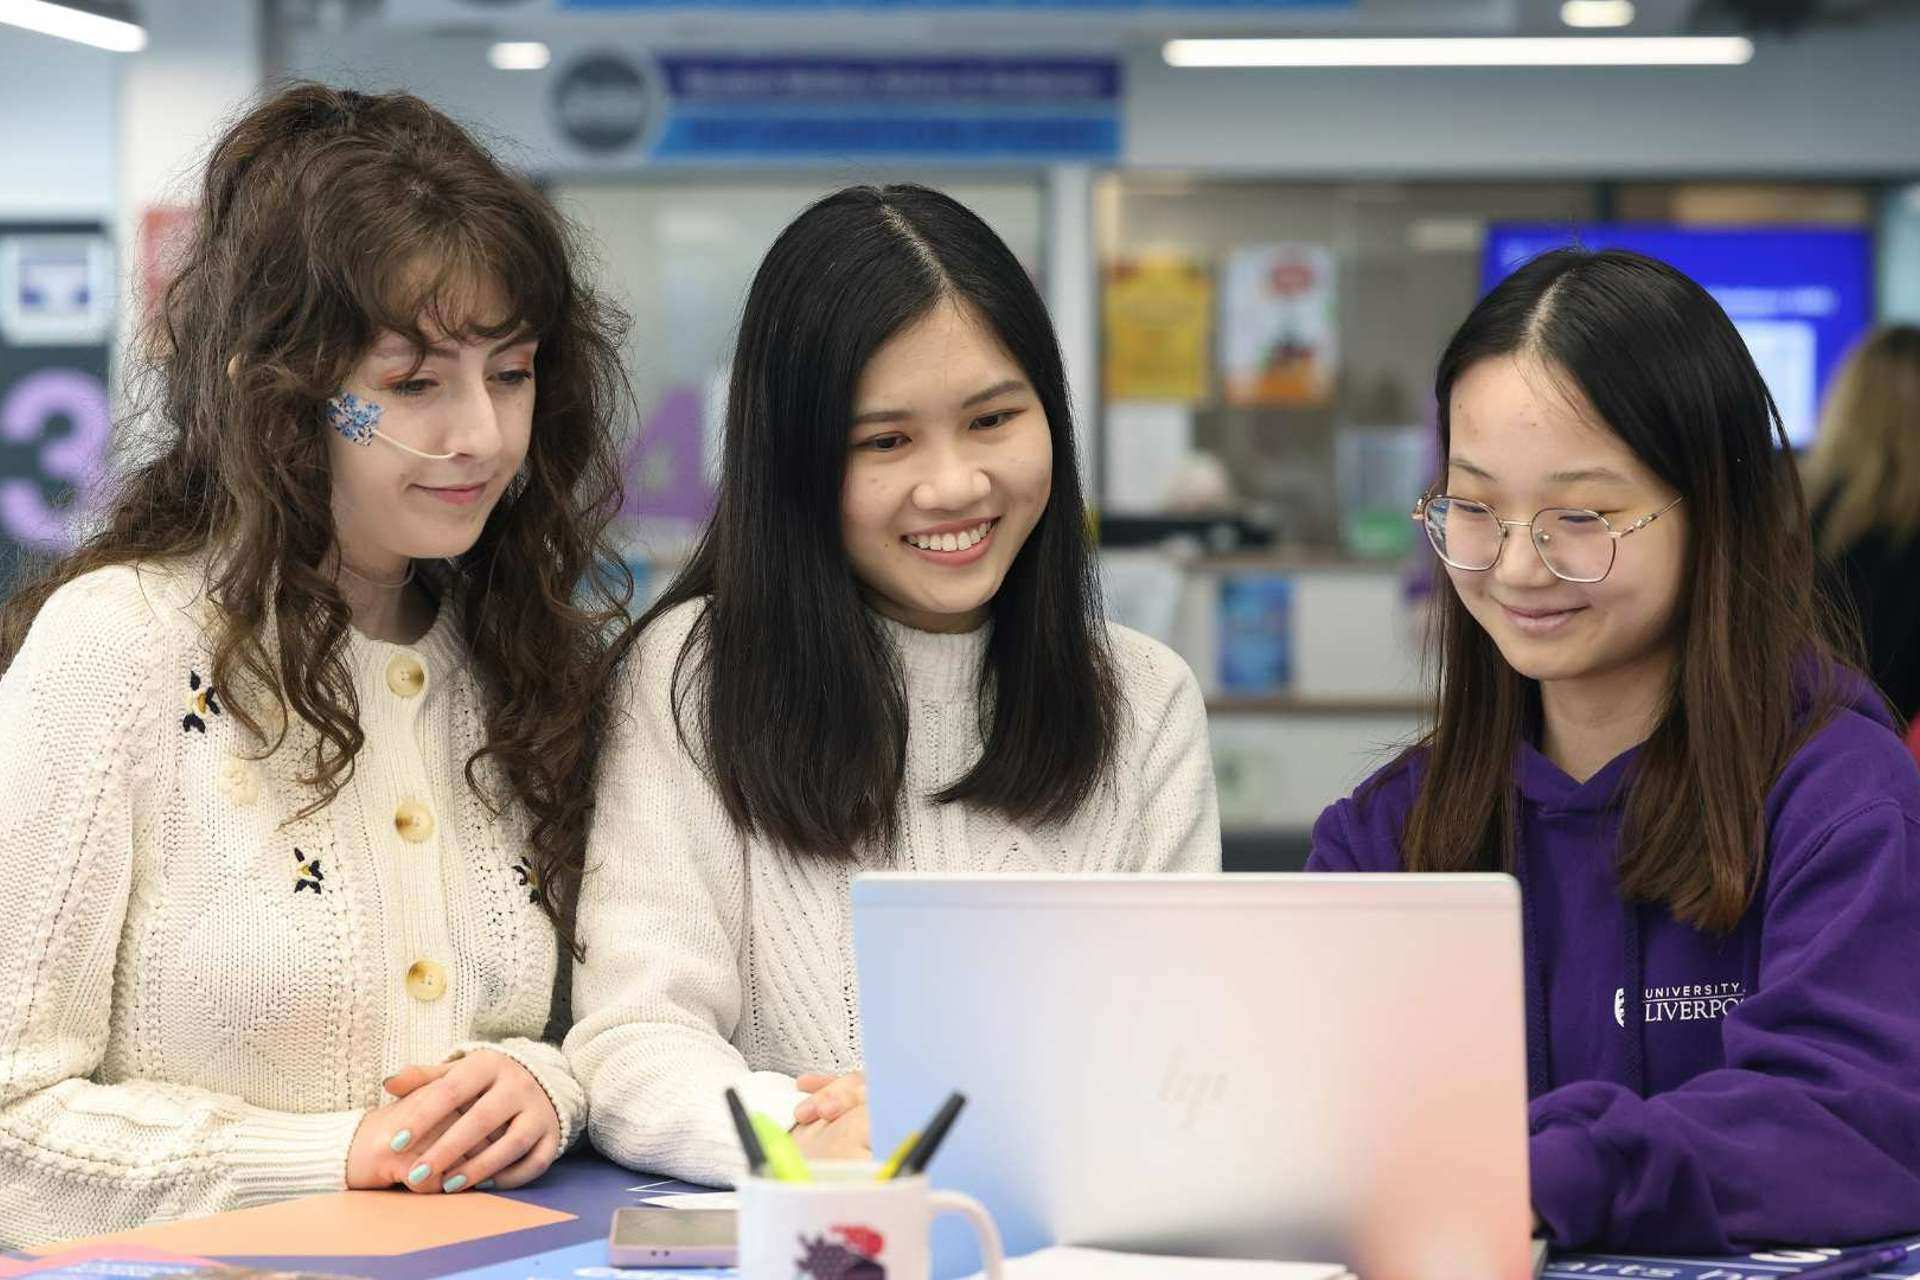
1393, 249, 1857, 934
0, 83, 632, 952
1805, 324, 1920, 557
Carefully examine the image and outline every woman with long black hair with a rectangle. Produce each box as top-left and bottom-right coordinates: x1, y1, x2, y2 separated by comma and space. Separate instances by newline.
568, 184, 1220, 1185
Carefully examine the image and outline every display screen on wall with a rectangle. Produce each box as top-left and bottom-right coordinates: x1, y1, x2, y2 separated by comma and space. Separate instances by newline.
1484, 224, 1874, 448
0, 222, 114, 590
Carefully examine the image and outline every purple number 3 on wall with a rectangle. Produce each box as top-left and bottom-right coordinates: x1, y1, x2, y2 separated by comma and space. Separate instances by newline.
1, 367, 110, 551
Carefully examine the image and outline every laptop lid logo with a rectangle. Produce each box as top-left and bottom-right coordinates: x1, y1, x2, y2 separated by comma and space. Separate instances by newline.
1161, 1050, 1232, 1131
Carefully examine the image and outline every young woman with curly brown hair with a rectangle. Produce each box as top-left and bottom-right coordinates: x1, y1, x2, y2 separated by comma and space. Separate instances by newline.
0, 83, 631, 1244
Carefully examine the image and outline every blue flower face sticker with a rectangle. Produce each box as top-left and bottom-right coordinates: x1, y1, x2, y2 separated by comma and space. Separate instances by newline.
324, 391, 382, 446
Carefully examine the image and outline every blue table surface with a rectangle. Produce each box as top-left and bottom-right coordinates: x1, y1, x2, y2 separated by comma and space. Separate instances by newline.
5, 1154, 706, 1280
12, 1154, 1920, 1280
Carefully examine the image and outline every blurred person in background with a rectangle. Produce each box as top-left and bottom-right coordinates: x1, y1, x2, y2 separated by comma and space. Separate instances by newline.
1807, 324, 1920, 724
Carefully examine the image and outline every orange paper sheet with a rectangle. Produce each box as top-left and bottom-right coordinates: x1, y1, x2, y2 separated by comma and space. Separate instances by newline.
32, 1190, 574, 1259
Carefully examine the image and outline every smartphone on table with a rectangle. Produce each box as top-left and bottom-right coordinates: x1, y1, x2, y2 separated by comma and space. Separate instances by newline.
608, 1207, 738, 1268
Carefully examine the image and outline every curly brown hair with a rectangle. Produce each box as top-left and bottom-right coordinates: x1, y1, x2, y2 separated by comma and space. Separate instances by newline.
0, 82, 632, 954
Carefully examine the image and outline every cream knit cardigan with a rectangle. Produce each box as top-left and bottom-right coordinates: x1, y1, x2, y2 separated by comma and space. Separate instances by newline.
0, 562, 583, 1247
568, 600, 1221, 1187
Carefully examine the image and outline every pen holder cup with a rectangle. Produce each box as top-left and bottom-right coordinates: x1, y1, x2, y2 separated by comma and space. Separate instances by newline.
738, 1160, 1005, 1280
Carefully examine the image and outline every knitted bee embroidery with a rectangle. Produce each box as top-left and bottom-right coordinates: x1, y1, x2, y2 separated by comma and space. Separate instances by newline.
293, 848, 324, 894
181, 671, 221, 733
512, 858, 543, 906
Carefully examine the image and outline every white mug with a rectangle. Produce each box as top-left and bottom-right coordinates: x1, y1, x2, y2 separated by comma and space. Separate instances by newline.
738, 1160, 1005, 1280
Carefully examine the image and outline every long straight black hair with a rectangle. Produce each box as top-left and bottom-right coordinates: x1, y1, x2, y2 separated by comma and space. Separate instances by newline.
1395, 248, 1856, 933
629, 184, 1119, 857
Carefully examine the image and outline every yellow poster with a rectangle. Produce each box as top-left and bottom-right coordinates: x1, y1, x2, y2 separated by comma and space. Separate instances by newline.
1102, 254, 1213, 403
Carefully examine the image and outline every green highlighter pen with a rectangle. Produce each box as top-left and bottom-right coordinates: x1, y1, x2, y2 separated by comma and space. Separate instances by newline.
750, 1112, 813, 1183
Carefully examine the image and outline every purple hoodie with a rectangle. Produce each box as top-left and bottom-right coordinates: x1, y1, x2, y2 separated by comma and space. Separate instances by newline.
1308, 689, 1920, 1253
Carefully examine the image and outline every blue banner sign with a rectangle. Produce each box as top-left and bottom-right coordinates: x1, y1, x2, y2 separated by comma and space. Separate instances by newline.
562, 0, 1345, 8
550, 52, 1123, 162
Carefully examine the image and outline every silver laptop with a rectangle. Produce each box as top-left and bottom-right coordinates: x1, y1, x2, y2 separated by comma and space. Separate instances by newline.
853, 873, 1537, 1280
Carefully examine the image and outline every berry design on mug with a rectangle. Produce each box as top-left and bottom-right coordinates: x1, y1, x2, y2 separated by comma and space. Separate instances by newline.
794, 1225, 886, 1280
834, 1226, 885, 1259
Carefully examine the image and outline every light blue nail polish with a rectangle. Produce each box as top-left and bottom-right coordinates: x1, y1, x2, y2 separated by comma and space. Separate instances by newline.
408, 1162, 432, 1185
478, 1179, 496, 1190
388, 1129, 412, 1152
442, 1175, 468, 1193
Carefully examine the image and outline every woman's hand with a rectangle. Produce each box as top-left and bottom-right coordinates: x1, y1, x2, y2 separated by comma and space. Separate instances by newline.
346, 1051, 560, 1193
791, 1105, 871, 1162
793, 1071, 866, 1126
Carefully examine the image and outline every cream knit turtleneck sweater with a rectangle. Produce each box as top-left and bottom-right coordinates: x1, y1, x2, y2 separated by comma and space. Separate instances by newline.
567, 599, 1221, 1187
0, 562, 583, 1247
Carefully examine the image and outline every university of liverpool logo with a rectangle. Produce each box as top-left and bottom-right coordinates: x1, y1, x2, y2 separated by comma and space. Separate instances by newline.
1615, 981, 1749, 1027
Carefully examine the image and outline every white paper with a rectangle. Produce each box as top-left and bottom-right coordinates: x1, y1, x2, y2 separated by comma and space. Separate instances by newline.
639, 1190, 742, 1210
1103, 401, 1194, 514
973, 1246, 1352, 1280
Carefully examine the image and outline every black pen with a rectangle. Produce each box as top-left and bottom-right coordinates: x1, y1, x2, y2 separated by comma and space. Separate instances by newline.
893, 1092, 967, 1178
724, 1086, 767, 1175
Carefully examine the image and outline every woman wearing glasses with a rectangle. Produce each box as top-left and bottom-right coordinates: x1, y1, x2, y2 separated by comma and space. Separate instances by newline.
1310, 249, 1920, 1251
